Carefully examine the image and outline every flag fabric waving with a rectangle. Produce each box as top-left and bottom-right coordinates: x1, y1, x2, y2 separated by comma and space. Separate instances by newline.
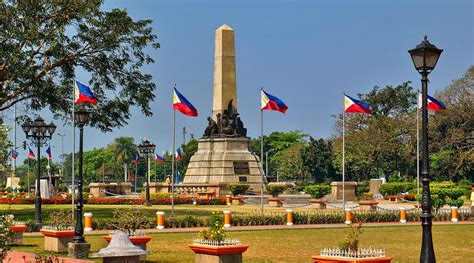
173, 88, 198, 117
418, 92, 446, 111
261, 90, 288, 113
28, 147, 35, 158
155, 154, 165, 163
11, 150, 19, 159
344, 94, 373, 114
74, 80, 97, 105
133, 155, 140, 166
175, 149, 183, 161
46, 146, 52, 159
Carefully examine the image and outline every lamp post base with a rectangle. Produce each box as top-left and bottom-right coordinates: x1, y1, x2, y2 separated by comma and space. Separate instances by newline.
68, 242, 91, 259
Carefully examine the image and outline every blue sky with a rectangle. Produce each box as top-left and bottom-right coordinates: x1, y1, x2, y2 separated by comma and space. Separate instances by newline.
5, 0, 473, 163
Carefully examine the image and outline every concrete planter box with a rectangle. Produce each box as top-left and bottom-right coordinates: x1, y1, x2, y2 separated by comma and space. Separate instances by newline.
232, 197, 245, 205
357, 201, 379, 211
312, 256, 393, 262
268, 197, 283, 207
9, 225, 27, 245
309, 199, 327, 209
41, 229, 75, 252
313, 248, 392, 263
189, 244, 249, 263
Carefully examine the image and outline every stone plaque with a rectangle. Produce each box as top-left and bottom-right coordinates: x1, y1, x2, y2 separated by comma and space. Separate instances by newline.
234, 162, 249, 175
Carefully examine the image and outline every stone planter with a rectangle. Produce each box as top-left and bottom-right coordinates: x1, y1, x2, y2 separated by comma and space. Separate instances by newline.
104, 235, 152, 260
357, 201, 379, 211
309, 199, 327, 209
268, 197, 283, 207
232, 197, 245, 205
9, 225, 27, 245
41, 229, 75, 252
189, 239, 249, 263
313, 248, 392, 263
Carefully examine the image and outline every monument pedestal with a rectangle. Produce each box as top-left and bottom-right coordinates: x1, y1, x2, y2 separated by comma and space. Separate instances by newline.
90, 182, 132, 197
330, 182, 357, 201
184, 137, 262, 196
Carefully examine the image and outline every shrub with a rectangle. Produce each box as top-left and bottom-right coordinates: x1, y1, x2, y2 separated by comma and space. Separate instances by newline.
446, 198, 464, 208
228, 184, 250, 196
304, 184, 331, 199
0, 215, 14, 261
46, 210, 73, 230
266, 184, 286, 197
379, 182, 414, 196
356, 186, 370, 197
198, 211, 226, 241
107, 206, 152, 235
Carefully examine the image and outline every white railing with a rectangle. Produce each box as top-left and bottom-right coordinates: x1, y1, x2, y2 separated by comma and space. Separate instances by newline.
192, 238, 241, 246
13, 221, 26, 226
41, 225, 74, 231
320, 248, 385, 258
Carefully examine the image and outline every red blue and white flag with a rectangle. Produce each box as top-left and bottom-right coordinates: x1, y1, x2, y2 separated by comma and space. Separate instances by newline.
155, 154, 165, 163
173, 88, 198, 117
261, 90, 288, 113
28, 147, 35, 158
46, 146, 52, 159
344, 94, 373, 114
11, 150, 19, 159
133, 155, 140, 166
74, 80, 97, 105
418, 92, 446, 111
175, 149, 183, 161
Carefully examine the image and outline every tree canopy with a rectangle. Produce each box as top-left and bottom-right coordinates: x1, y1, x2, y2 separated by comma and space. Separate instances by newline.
0, 2, 159, 131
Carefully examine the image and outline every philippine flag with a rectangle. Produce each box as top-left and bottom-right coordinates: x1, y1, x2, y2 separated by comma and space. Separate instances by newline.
418, 92, 446, 111
133, 155, 140, 166
28, 147, 35, 158
173, 88, 198, 117
155, 154, 165, 163
46, 146, 52, 159
261, 90, 288, 113
344, 94, 373, 114
11, 150, 19, 159
175, 149, 183, 161
74, 80, 97, 105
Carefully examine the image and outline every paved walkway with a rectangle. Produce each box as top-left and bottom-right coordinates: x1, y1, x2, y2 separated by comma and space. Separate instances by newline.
4, 250, 93, 263
23, 220, 474, 237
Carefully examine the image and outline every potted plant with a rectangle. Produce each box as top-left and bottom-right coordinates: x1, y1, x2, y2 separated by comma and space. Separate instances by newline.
304, 184, 331, 209
40, 210, 75, 253
189, 211, 248, 263
7, 215, 27, 245
228, 184, 249, 205
266, 184, 286, 207
312, 220, 392, 263
0, 215, 14, 261
104, 206, 153, 256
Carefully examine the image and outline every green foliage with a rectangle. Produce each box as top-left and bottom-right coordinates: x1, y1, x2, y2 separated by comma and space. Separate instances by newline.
178, 139, 198, 179
47, 210, 73, 230
266, 184, 286, 197
304, 184, 331, 199
302, 137, 335, 183
0, 215, 14, 261
273, 143, 308, 180
446, 198, 464, 208
379, 182, 415, 196
198, 211, 226, 241
228, 184, 250, 196
356, 186, 370, 197
430, 187, 465, 200
107, 206, 152, 235
0, 2, 160, 131
339, 223, 363, 251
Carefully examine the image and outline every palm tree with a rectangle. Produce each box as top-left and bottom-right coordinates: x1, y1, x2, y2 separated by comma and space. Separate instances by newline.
113, 137, 138, 182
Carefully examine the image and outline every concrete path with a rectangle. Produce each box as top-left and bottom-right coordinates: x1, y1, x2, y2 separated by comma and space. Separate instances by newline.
23, 220, 474, 237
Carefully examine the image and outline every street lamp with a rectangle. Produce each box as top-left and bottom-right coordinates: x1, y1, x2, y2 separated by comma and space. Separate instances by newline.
138, 138, 156, 207
73, 108, 90, 244
408, 35, 443, 263
21, 116, 56, 230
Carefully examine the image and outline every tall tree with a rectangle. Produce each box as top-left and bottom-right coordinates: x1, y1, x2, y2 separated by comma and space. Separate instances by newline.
302, 137, 335, 183
113, 137, 138, 182
0, 2, 159, 131
273, 143, 308, 181
178, 139, 198, 180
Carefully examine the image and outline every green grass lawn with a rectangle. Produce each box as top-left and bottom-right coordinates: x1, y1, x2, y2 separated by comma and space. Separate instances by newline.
11, 224, 474, 262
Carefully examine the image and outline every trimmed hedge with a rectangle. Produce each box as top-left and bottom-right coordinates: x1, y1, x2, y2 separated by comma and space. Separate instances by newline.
379, 182, 415, 196
304, 184, 331, 199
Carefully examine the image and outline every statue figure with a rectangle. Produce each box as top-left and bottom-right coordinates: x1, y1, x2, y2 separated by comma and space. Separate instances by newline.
221, 115, 234, 135
203, 117, 218, 138
202, 99, 248, 138
236, 117, 247, 137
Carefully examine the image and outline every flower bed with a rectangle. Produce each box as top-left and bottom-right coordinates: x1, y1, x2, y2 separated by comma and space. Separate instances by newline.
0, 196, 226, 205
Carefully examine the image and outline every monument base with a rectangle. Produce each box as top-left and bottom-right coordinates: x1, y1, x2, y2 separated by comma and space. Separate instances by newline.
90, 182, 132, 197
330, 182, 357, 201
184, 137, 262, 194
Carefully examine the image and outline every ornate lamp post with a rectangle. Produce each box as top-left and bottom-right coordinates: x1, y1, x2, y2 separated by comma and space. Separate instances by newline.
73, 108, 90, 244
408, 35, 443, 263
138, 138, 156, 206
21, 116, 56, 231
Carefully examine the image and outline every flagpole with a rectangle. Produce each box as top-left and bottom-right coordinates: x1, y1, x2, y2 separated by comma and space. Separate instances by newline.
71, 80, 75, 218
27, 157, 30, 195
342, 101, 346, 211
134, 162, 138, 193
416, 93, 420, 198
171, 105, 176, 216
260, 88, 264, 213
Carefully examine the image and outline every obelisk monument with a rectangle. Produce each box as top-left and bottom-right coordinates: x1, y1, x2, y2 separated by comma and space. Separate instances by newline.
183, 24, 262, 195
213, 24, 237, 119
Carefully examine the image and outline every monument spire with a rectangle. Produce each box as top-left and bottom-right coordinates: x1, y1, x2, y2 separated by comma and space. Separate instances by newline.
213, 24, 237, 119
